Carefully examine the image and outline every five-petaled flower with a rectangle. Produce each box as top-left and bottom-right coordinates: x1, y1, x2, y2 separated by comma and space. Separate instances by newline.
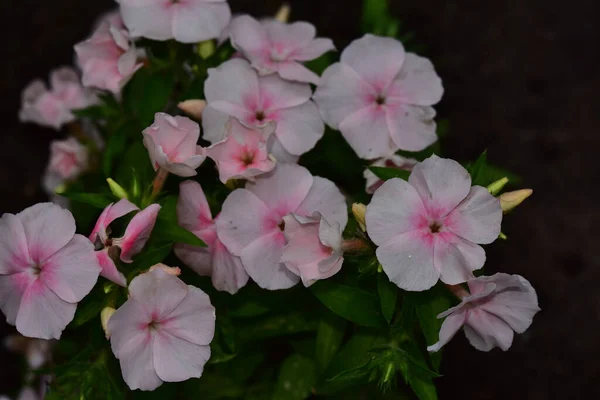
314, 34, 443, 159
108, 267, 216, 391
366, 155, 502, 291
47, 138, 89, 181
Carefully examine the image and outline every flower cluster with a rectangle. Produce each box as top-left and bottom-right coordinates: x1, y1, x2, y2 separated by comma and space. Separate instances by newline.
6, 1, 540, 398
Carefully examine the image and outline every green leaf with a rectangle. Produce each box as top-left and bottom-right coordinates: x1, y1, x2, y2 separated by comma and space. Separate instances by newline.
466, 151, 521, 187
122, 68, 176, 127
362, 0, 401, 37
311, 281, 386, 328
185, 374, 244, 399
414, 288, 452, 371
377, 273, 398, 324
153, 196, 206, 247
368, 166, 411, 182
272, 354, 317, 400
103, 124, 133, 177
71, 296, 104, 328
58, 191, 113, 209
238, 312, 318, 342
72, 105, 110, 120
315, 312, 347, 372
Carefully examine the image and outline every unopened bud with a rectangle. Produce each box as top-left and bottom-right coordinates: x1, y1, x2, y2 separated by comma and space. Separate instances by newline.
498, 232, 508, 240
149, 263, 182, 276
274, 4, 291, 23
352, 203, 367, 232
178, 99, 206, 120
101, 307, 116, 339
107, 178, 129, 200
197, 40, 216, 59
499, 189, 533, 213
487, 177, 509, 195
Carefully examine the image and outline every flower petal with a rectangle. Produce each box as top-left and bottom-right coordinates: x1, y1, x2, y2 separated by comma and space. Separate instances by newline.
464, 309, 514, 351
434, 234, 485, 285
387, 105, 438, 152
0, 213, 31, 274
446, 186, 503, 244
427, 311, 467, 352
230, 15, 268, 58
0, 272, 32, 325
128, 268, 188, 320
211, 241, 249, 294
177, 181, 213, 233
96, 250, 127, 287
389, 53, 443, 106
119, 1, 173, 41
153, 331, 210, 383
277, 62, 321, 84
296, 177, 348, 230
90, 199, 139, 243
274, 101, 324, 156
204, 59, 259, 114
117, 204, 161, 263
172, 2, 231, 43
259, 74, 312, 111
339, 105, 396, 159
161, 286, 215, 346
294, 38, 336, 61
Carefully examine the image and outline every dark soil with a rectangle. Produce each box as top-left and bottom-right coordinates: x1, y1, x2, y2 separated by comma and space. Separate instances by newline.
1, 0, 599, 398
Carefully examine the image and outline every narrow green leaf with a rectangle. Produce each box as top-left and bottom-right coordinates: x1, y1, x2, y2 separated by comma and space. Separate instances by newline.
413, 288, 452, 370
311, 281, 386, 328
58, 191, 113, 209
377, 273, 398, 324
238, 312, 318, 342
466, 150, 521, 187
103, 126, 132, 177
315, 312, 347, 372
154, 217, 206, 247
272, 354, 317, 400
368, 166, 411, 182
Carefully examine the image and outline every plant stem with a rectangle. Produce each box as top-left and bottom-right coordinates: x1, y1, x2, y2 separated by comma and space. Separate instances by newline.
341, 238, 371, 252
151, 168, 169, 199
445, 283, 470, 300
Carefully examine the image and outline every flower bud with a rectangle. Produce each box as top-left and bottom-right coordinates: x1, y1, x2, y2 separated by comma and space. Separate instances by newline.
487, 177, 509, 195
178, 99, 206, 120
499, 189, 533, 213
101, 307, 116, 339
274, 4, 291, 23
197, 40, 216, 60
149, 263, 182, 276
352, 203, 367, 232
107, 178, 129, 199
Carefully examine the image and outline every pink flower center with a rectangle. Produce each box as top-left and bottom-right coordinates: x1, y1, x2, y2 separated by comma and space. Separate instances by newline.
255, 111, 266, 122
278, 219, 285, 231
429, 221, 443, 234
31, 264, 42, 277
375, 95, 386, 105
241, 149, 256, 166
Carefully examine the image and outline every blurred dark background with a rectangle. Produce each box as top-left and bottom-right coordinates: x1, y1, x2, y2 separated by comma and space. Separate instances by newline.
1, 0, 599, 398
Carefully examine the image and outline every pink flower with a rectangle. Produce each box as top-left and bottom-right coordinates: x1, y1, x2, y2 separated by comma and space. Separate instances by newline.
108, 267, 215, 391
230, 15, 335, 84
207, 118, 276, 183
202, 59, 324, 163
427, 273, 540, 352
174, 181, 248, 294
47, 138, 89, 181
281, 213, 343, 287
117, 0, 231, 43
75, 15, 143, 94
19, 67, 96, 130
0, 203, 101, 339
314, 34, 444, 159
142, 113, 206, 177
365, 155, 502, 291
364, 153, 417, 194
216, 164, 347, 290
90, 199, 161, 287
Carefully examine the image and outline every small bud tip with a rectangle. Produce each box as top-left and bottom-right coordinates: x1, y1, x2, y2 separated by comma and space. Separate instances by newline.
352, 203, 367, 232
274, 4, 291, 23
178, 99, 206, 120
499, 189, 533, 213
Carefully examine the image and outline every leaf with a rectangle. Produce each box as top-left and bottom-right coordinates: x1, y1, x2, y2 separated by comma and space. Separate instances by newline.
377, 273, 398, 324
184, 374, 244, 399
102, 123, 133, 177
414, 288, 452, 371
466, 151, 521, 187
153, 196, 206, 247
362, 0, 401, 37
238, 312, 318, 342
272, 354, 317, 400
122, 68, 175, 127
72, 105, 109, 120
315, 312, 347, 372
71, 296, 104, 328
311, 281, 386, 328
368, 166, 411, 182
58, 191, 113, 209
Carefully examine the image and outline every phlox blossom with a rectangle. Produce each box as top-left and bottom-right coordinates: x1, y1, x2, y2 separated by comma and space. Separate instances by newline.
47, 138, 89, 181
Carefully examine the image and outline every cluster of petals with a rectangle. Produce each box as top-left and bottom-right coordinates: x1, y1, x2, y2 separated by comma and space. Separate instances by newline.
366, 155, 502, 291
0, 203, 101, 339
202, 59, 324, 163
117, 0, 231, 44
108, 267, 216, 391
281, 213, 344, 287
75, 13, 143, 94
217, 164, 347, 290
19, 67, 96, 130
174, 181, 249, 294
207, 118, 276, 183
314, 34, 444, 159
47, 138, 89, 181
428, 273, 540, 352
143, 113, 206, 177
364, 153, 417, 194
230, 15, 335, 84
90, 199, 161, 287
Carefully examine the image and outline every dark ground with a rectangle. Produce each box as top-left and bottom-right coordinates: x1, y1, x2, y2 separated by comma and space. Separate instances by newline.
1, 0, 599, 398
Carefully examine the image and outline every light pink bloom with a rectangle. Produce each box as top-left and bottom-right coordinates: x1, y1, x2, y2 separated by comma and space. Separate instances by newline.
281, 213, 343, 287
230, 15, 335, 84
142, 113, 206, 177
47, 138, 89, 181
365, 155, 502, 291
19, 67, 96, 130
364, 153, 418, 194
202, 59, 324, 163
75, 15, 143, 94
0, 203, 101, 339
90, 200, 161, 287
314, 34, 444, 159
108, 268, 215, 391
207, 118, 276, 183
118, 0, 231, 43
174, 181, 248, 294
428, 273, 540, 352
216, 164, 347, 290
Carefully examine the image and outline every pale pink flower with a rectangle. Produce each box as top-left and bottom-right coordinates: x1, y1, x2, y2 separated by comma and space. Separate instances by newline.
314, 34, 444, 159
75, 15, 143, 94
90, 199, 161, 287
142, 113, 206, 177
47, 138, 89, 181
19, 67, 96, 130
216, 164, 347, 290
202, 59, 324, 163
117, 0, 231, 43
281, 213, 343, 287
0, 203, 101, 339
364, 153, 418, 194
207, 118, 276, 183
174, 181, 248, 294
365, 155, 502, 291
428, 273, 540, 352
108, 268, 215, 391
230, 15, 335, 84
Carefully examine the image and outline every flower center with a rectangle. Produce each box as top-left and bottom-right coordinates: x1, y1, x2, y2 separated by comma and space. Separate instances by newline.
278, 219, 285, 231
375, 95, 386, 105
429, 221, 443, 234
241, 150, 255, 166
255, 111, 266, 122
148, 320, 160, 330
31, 264, 42, 276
